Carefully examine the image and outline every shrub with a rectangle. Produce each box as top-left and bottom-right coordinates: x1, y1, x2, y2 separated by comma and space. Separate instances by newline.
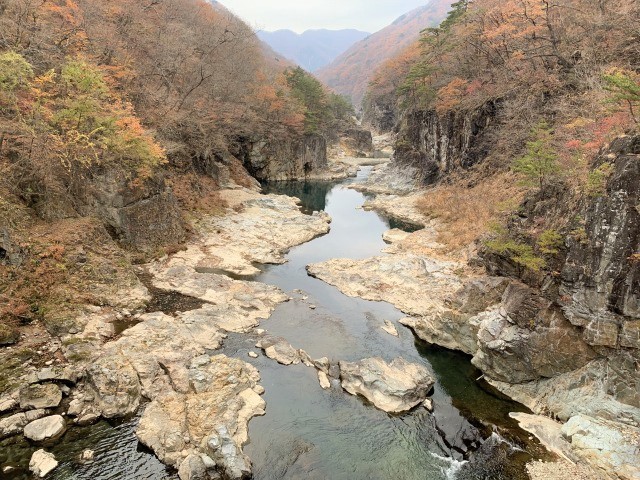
0, 52, 33, 92
585, 162, 614, 197
537, 229, 564, 255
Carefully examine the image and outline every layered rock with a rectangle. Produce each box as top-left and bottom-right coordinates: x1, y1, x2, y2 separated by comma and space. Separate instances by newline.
339, 357, 434, 413
558, 136, 640, 351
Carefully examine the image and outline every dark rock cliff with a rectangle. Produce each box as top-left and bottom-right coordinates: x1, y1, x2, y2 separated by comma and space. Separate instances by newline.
477, 135, 640, 414
394, 103, 497, 184
238, 134, 328, 181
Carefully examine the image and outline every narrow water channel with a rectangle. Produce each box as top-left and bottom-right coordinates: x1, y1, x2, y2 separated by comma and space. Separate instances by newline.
1, 167, 544, 479
242, 167, 541, 479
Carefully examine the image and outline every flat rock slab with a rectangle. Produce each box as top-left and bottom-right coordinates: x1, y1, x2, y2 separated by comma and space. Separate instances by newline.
256, 336, 307, 366
24, 415, 66, 442
339, 357, 434, 413
561, 414, 640, 480
509, 413, 577, 462
19, 384, 62, 410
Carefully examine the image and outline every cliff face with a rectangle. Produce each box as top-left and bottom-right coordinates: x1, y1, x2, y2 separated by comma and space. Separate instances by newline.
238, 134, 328, 182
559, 136, 640, 351
394, 104, 497, 184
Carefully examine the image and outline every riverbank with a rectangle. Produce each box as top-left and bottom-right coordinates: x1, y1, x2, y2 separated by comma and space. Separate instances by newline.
317, 162, 639, 480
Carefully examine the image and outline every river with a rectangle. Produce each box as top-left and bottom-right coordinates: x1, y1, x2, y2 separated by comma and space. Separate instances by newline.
1, 167, 544, 479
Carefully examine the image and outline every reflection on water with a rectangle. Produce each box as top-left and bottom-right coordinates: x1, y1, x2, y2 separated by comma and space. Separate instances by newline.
262, 180, 337, 215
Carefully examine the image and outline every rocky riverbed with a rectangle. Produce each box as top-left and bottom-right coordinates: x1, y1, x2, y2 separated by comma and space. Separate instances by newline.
0, 187, 334, 479
2, 162, 637, 480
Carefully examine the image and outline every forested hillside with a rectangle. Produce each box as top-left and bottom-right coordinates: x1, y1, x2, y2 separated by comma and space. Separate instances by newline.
316, 0, 452, 106
0, 0, 355, 339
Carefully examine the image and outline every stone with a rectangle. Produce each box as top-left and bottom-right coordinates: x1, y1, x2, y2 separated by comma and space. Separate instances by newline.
205, 425, 252, 480
0, 395, 18, 414
0, 409, 46, 439
136, 355, 265, 473
381, 320, 399, 337
80, 449, 95, 463
256, 337, 301, 366
317, 371, 331, 390
19, 384, 62, 410
339, 357, 434, 413
248, 351, 258, 359
178, 454, 209, 480
509, 413, 577, 463
23, 415, 66, 442
382, 229, 410, 245
423, 398, 433, 412
312, 357, 330, 374
0, 324, 19, 346
307, 252, 462, 319
29, 450, 58, 478
561, 415, 640, 480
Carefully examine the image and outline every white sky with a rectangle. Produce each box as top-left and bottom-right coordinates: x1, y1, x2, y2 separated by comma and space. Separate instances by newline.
219, 1, 431, 33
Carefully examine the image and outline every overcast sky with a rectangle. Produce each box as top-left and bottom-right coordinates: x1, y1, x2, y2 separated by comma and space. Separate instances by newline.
220, 1, 431, 33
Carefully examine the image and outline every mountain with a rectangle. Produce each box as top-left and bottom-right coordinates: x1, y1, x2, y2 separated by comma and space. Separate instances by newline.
316, 0, 453, 107
257, 29, 370, 73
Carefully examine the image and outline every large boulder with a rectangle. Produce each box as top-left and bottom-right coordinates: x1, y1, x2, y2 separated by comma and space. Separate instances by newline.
29, 450, 58, 478
136, 355, 265, 476
339, 357, 434, 413
23, 415, 66, 442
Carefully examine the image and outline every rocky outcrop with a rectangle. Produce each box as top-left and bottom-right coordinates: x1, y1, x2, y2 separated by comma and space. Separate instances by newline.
561, 415, 640, 480
342, 128, 373, 156
82, 171, 187, 250
136, 354, 265, 478
394, 103, 496, 185
19, 384, 62, 411
339, 357, 434, 413
240, 134, 328, 181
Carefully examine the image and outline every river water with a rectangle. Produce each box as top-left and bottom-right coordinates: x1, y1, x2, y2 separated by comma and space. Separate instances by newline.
0, 167, 544, 479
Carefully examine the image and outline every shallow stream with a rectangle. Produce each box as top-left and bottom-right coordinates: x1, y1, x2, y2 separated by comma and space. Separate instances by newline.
1, 167, 545, 479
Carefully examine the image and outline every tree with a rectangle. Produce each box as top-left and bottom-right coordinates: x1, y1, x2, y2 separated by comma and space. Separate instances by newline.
603, 68, 640, 125
512, 121, 560, 188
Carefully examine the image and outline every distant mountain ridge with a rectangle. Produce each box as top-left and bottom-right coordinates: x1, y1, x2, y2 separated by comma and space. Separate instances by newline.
316, 0, 453, 107
257, 29, 370, 73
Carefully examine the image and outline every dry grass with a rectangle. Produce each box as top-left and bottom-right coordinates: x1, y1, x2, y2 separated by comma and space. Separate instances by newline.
168, 172, 228, 215
416, 172, 526, 250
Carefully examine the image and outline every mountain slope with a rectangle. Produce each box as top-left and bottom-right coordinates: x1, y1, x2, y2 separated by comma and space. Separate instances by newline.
257, 29, 370, 72
316, 0, 452, 106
